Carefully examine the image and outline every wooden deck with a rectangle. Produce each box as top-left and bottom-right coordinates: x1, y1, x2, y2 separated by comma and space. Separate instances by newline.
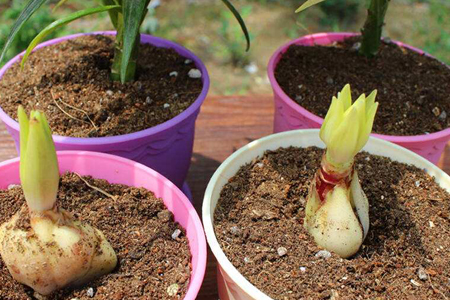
1, 95, 449, 299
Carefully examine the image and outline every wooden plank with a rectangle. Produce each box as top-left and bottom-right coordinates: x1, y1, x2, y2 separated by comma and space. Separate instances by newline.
0, 95, 449, 299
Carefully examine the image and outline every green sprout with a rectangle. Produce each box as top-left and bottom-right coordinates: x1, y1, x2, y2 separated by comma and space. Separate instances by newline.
0, 106, 117, 295
297, 0, 390, 57
0, 0, 251, 83
304, 84, 378, 258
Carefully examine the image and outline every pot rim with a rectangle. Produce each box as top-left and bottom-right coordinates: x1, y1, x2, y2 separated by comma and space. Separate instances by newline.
0, 150, 207, 299
0, 31, 210, 145
202, 128, 450, 299
267, 32, 450, 143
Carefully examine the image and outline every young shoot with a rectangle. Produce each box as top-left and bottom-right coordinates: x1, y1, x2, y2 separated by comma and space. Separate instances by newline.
0, 107, 117, 296
304, 84, 378, 258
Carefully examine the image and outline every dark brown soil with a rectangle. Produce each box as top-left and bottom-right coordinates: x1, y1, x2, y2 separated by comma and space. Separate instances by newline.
214, 147, 450, 299
0, 35, 203, 137
0, 173, 191, 299
275, 36, 450, 136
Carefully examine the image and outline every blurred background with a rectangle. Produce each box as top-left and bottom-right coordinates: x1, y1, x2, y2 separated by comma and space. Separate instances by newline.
0, 0, 449, 95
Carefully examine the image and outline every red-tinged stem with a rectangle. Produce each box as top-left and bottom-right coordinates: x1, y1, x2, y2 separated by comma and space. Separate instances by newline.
315, 154, 354, 202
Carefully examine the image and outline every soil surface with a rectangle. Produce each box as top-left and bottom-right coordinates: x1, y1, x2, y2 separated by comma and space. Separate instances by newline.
214, 147, 450, 299
0, 35, 203, 137
0, 173, 191, 299
275, 36, 450, 136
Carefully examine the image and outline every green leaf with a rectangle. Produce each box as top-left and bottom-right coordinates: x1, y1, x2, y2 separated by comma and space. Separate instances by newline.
0, 0, 50, 65
121, 0, 148, 83
295, 0, 327, 13
52, 0, 69, 12
21, 5, 120, 68
101, 0, 121, 28
221, 0, 251, 51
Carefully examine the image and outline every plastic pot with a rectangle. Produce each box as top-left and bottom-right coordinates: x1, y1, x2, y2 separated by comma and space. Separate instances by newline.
267, 32, 450, 164
0, 31, 210, 189
0, 151, 207, 299
202, 129, 450, 300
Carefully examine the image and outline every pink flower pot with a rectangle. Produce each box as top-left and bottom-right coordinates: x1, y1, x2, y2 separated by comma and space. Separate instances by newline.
0, 151, 207, 299
0, 31, 210, 189
268, 32, 450, 164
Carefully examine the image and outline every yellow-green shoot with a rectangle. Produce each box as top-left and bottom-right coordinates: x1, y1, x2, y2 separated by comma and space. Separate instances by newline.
18, 107, 59, 212
304, 84, 378, 258
0, 107, 117, 295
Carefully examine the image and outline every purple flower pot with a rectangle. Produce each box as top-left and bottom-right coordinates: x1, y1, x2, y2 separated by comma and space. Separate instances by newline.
268, 32, 450, 164
0, 31, 209, 189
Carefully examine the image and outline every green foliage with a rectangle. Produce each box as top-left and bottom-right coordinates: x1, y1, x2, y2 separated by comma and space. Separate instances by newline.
297, 0, 390, 57
21, 5, 120, 68
0, 0, 59, 68
1, 0, 250, 83
216, 5, 254, 67
319, 0, 362, 26
418, 0, 450, 64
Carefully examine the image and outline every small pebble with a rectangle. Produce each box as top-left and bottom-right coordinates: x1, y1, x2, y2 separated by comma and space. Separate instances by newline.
415, 180, 420, 187
432, 107, 441, 117
300, 267, 306, 273
87, 287, 95, 298
244, 257, 250, 263
298, 84, 303, 89
230, 226, 241, 235
244, 62, 258, 74
169, 71, 178, 77
365, 156, 370, 161
167, 283, 179, 296
295, 95, 303, 102
256, 162, 264, 168
351, 42, 361, 51
326, 77, 334, 84
188, 69, 202, 79
410, 279, 422, 287
171, 229, 182, 239
185, 59, 192, 64
418, 267, 428, 281
429, 221, 435, 228
277, 247, 288, 257
439, 111, 447, 121
163, 103, 170, 109
106, 90, 113, 96
315, 250, 332, 259
146, 96, 153, 105
8, 184, 20, 189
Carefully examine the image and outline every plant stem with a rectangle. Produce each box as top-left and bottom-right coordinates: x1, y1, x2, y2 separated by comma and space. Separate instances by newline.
110, 11, 140, 82
359, 0, 390, 57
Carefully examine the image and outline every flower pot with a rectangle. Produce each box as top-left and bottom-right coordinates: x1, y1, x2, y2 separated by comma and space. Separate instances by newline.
267, 32, 450, 164
202, 129, 450, 300
0, 150, 207, 299
0, 31, 210, 190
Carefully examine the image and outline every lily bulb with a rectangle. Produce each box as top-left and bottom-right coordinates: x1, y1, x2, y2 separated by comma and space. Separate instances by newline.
304, 84, 378, 258
0, 107, 117, 296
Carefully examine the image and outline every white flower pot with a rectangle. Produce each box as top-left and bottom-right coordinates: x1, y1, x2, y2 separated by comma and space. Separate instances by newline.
202, 129, 450, 300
